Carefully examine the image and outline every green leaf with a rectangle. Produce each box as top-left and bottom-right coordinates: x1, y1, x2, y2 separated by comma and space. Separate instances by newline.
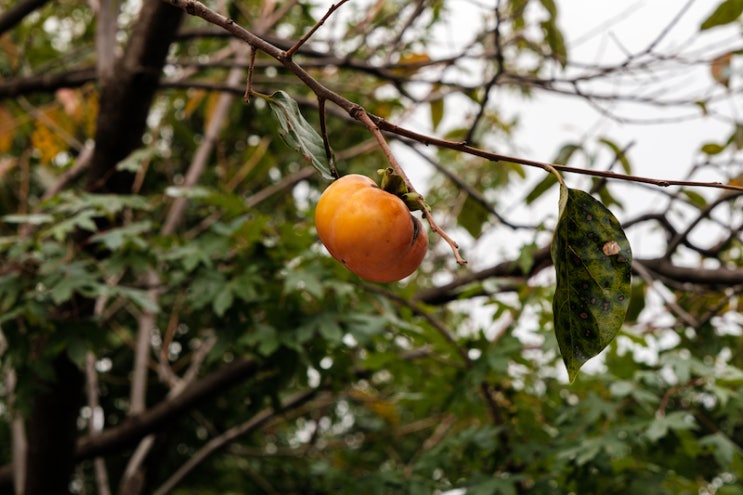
541, 19, 567, 66
165, 185, 212, 199
65, 335, 89, 369
266, 90, 335, 180
538, 0, 557, 17
701, 0, 743, 30
89, 221, 151, 250
551, 187, 632, 382
105, 285, 159, 313
525, 175, 557, 205
526, 143, 580, 205
2, 213, 54, 225
700, 433, 739, 466
46, 210, 98, 241
458, 195, 490, 237
681, 189, 708, 209
430, 97, 444, 131
116, 147, 159, 173
554, 143, 582, 165
598, 137, 632, 174
45, 261, 98, 304
213, 285, 234, 317
645, 412, 696, 442
730, 123, 743, 149
701, 142, 726, 155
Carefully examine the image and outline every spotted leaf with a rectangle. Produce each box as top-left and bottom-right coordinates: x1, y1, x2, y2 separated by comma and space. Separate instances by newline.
551, 186, 632, 382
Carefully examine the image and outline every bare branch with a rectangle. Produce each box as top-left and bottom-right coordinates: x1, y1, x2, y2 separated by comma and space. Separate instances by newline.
153, 389, 326, 495
85, 353, 112, 495
664, 191, 743, 257
0, 0, 49, 35
75, 357, 264, 460
164, 0, 743, 198
284, 0, 351, 59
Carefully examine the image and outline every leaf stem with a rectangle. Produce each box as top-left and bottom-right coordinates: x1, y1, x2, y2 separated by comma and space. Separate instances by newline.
544, 163, 567, 188
318, 97, 338, 179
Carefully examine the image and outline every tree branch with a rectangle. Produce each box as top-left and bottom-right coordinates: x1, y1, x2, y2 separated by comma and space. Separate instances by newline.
77, 357, 264, 460
0, 67, 96, 99
152, 389, 325, 495
0, 0, 49, 35
413, 243, 743, 305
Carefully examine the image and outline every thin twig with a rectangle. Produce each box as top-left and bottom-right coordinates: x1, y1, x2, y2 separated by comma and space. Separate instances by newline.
362, 282, 471, 365
166, 0, 743, 195
664, 190, 743, 257
353, 108, 467, 265
371, 116, 743, 193
465, 0, 505, 144
152, 389, 326, 495
318, 96, 338, 178
284, 0, 351, 59
243, 47, 256, 103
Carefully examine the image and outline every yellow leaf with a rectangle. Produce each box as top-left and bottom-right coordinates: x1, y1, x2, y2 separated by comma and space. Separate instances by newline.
30, 107, 70, 164
0, 36, 20, 71
183, 89, 207, 119
348, 388, 400, 426
728, 171, 743, 188
0, 106, 14, 153
391, 52, 432, 76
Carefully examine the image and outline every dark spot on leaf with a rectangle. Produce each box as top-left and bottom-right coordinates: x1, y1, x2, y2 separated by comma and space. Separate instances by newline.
602, 301, 611, 312
579, 312, 589, 320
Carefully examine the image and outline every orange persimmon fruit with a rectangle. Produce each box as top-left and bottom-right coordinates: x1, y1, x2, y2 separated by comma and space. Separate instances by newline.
315, 174, 428, 282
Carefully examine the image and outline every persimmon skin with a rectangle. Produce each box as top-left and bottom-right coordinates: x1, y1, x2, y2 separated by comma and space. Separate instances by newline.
315, 174, 428, 282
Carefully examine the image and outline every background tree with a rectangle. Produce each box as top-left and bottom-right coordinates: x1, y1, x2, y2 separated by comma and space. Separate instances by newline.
1, 0, 742, 494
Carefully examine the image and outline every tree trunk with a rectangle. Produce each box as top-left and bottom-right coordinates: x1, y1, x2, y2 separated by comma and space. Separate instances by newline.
23, 356, 83, 495
87, 1, 184, 193
19, 2, 184, 494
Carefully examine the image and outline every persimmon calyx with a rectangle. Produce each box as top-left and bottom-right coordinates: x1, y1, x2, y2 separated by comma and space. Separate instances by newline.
377, 168, 429, 212
402, 192, 430, 212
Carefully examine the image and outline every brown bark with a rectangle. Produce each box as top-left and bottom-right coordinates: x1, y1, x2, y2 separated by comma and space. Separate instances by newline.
86, 1, 184, 194
22, 356, 84, 495
0, 0, 49, 35
17, 3, 184, 495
